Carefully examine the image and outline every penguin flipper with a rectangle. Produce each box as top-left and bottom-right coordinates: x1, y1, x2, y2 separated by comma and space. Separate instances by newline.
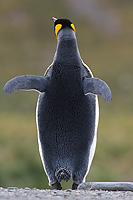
3, 75, 49, 94
83, 77, 112, 103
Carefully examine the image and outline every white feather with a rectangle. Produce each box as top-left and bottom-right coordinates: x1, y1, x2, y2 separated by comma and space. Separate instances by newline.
83, 96, 99, 182
36, 96, 49, 180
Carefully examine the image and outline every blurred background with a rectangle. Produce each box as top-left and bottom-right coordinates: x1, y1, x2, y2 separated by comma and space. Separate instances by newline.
0, 0, 133, 189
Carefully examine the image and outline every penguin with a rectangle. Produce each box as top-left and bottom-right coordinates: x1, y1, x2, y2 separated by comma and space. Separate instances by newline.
3, 17, 112, 190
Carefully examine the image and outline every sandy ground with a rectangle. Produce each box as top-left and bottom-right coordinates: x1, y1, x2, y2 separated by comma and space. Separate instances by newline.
0, 187, 133, 200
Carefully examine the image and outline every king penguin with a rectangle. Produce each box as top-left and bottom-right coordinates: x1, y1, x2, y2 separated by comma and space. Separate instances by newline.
3, 17, 112, 190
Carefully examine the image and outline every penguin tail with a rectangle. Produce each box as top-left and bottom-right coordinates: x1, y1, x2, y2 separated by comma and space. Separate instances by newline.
55, 167, 72, 183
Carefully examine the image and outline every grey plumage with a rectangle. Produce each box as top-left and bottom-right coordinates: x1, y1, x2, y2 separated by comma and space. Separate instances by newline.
3, 75, 49, 94
3, 18, 112, 190
83, 77, 112, 103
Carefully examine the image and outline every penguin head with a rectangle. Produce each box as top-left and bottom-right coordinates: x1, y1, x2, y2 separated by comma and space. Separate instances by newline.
52, 17, 76, 38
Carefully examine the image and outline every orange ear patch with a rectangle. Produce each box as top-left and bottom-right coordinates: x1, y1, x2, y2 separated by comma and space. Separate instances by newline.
71, 24, 76, 33
55, 24, 62, 38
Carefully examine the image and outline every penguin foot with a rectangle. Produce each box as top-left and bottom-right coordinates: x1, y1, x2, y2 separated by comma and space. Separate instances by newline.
52, 182, 62, 190
72, 183, 78, 190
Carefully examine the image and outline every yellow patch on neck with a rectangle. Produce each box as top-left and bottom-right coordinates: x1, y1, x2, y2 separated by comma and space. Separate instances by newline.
55, 24, 62, 38
71, 24, 76, 33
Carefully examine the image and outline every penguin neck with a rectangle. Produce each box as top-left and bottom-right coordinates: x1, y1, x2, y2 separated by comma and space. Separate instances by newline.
54, 28, 81, 63
51, 28, 82, 94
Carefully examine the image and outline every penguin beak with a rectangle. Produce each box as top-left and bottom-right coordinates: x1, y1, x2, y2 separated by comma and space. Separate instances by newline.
52, 17, 57, 22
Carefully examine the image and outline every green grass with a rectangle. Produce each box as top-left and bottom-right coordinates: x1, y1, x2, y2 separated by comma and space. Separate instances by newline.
0, 0, 133, 189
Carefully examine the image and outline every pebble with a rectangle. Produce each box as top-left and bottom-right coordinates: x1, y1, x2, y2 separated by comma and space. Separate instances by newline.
78, 182, 133, 192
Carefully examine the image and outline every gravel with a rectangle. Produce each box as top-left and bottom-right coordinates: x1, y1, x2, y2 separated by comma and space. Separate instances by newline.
0, 187, 133, 200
